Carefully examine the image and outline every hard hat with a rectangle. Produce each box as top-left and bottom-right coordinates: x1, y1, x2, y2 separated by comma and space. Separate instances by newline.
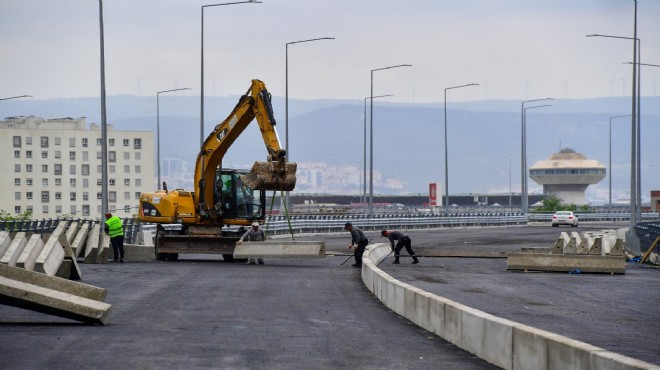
252, 222, 259, 227
105, 212, 112, 218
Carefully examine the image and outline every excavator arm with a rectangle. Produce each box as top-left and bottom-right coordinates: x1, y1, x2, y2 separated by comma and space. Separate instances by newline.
194, 79, 296, 221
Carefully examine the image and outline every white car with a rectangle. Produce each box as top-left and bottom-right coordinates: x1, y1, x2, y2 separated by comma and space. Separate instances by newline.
551, 211, 578, 227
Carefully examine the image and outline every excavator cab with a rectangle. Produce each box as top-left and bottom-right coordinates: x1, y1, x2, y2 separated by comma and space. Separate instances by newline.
215, 169, 266, 223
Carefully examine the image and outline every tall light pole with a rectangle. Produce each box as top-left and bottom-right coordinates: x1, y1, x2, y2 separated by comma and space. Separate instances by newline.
443, 83, 479, 211
520, 98, 552, 214
609, 115, 632, 212
522, 104, 551, 214
363, 94, 392, 212
99, 0, 109, 215
0, 95, 32, 101
200, 1, 261, 146
157, 87, 191, 188
369, 64, 412, 217
285, 37, 334, 209
504, 156, 512, 208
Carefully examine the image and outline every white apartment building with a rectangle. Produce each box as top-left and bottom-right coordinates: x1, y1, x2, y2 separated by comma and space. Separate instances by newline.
0, 116, 154, 219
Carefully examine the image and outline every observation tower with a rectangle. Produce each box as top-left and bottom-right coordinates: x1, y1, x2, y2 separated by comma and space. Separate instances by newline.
529, 148, 605, 205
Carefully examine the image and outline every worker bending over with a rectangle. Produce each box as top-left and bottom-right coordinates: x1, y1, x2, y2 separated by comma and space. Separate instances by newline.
237, 222, 265, 265
381, 230, 419, 264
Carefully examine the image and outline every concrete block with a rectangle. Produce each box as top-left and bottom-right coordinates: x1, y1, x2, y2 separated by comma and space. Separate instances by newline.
483, 315, 515, 370
564, 235, 577, 254
141, 230, 154, 246
123, 245, 155, 262
392, 280, 405, 316
55, 259, 72, 279
507, 253, 626, 274
609, 239, 624, 256
546, 332, 603, 370
233, 240, 325, 258
589, 237, 603, 255
443, 300, 465, 345
71, 223, 90, 257
0, 275, 111, 325
98, 233, 110, 263
513, 324, 550, 370
16, 234, 45, 271
429, 295, 447, 338
65, 221, 79, 246
52, 223, 82, 280
458, 306, 487, 358
0, 231, 11, 256
34, 236, 65, 276
411, 290, 432, 329
1, 232, 28, 266
576, 233, 589, 254
591, 349, 660, 370
84, 224, 101, 263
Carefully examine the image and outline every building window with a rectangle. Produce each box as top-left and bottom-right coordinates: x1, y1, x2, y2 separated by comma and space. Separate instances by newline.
82, 151, 88, 161
56, 206, 62, 214
96, 151, 102, 159
135, 191, 141, 199
83, 179, 89, 188
123, 139, 130, 146
97, 165, 102, 173
109, 179, 116, 186
26, 164, 32, 173
42, 164, 48, 173
41, 136, 49, 148
135, 165, 141, 174
70, 165, 76, 175
15, 192, 20, 200
70, 205, 77, 214
109, 138, 115, 146
134, 138, 142, 149
43, 205, 49, 214
124, 192, 130, 200
26, 178, 33, 186
55, 192, 62, 200
70, 192, 77, 201
82, 164, 90, 175
15, 206, 21, 214
54, 150, 61, 159
26, 192, 32, 200
14, 164, 20, 173
124, 152, 130, 160
110, 165, 115, 173
42, 178, 48, 186
124, 179, 130, 186
109, 151, 116, 162
69, 137, 76, 147
13, 136, 21, 147
97, 138, 102, 146
124, 165, 130, 173
135, 179, 142, 187
41, 151, 48, 158
26, 206, 33, 213
54, 164, 62, 175
124, 205, 131, 212
82, 205, 90, 216
97, 179, 102, 186
15, 178, 21, 186
69, 151, 76, 160
83, 192, 89, 201
109, 191, 117, 202
70, 178, 76, 187
14, 150, 20, 158
82, 138, 88, 147
55, 178, 61, 186
41, 191, 50, 202
54, 137, 61, 145
97, 192, 103, 199
135, 152, 141, 160
26, 150, 32, 158
26, 137, 32, 145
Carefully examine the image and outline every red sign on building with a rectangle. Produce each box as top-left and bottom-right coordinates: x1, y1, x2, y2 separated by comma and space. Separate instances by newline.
429, 183, 438, 206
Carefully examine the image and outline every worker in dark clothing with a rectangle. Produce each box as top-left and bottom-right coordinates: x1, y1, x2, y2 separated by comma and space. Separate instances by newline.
381, 230, 419, 264
104, 212, 125, 262
345, 222, 369, 267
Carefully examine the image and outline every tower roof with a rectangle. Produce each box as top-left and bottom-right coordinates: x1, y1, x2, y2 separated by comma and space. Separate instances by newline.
530, 147, 604, 170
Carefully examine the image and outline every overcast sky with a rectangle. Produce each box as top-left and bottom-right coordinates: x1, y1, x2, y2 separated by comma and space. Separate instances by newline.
1, 0, 659, 103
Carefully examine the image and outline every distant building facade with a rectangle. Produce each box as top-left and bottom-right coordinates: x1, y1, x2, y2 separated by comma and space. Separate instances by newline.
0, 116, 154, 219
529, 148, 605, 205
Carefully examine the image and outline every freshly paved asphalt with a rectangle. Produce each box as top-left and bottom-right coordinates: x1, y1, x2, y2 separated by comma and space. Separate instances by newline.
1, 221, 657, 369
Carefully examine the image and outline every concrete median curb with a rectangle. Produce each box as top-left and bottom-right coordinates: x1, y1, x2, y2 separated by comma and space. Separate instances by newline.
362, 243, 659, 370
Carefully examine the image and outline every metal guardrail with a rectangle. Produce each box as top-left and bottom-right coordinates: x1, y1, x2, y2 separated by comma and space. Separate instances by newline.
527, 212, 659, 222
0, 218, 143, 245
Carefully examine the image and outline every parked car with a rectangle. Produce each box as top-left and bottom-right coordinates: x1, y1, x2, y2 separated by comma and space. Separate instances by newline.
551, 211, 578, 227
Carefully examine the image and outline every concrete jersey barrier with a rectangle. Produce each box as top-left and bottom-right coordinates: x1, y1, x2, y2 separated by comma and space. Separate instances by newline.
361, 242, 659, 370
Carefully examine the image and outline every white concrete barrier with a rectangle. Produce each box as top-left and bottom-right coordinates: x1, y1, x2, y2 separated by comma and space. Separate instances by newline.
361, 243, 658, 370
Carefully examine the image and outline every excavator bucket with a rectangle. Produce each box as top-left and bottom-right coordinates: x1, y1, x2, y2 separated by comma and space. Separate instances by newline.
242, 161, 297, 191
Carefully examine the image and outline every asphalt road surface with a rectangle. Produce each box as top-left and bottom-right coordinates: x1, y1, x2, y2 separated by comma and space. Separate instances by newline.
1, 222, 657, 369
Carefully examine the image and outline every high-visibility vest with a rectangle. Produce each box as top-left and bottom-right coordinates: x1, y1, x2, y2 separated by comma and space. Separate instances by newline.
105, 216, 124, 238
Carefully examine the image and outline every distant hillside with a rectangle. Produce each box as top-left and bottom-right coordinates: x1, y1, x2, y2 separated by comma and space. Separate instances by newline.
2, 95, 658, 204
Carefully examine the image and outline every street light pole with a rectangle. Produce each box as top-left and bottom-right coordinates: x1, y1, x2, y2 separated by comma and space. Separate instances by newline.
0, 95, 32, 101
157, 87, 191, 188
443, 83, 479, 212
99, 0, 109, 215
369, 64, 412, 217
520, 98, 552, 213
609, 115, 632, 212
522, 104, 551, 214
504, 156, 512, 208
200, 1, 261, 146
363, 94, 392, 213
285, 37, 334, 210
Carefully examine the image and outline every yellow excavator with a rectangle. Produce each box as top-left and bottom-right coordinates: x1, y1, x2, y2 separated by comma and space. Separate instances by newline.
138, 79, 297, 261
